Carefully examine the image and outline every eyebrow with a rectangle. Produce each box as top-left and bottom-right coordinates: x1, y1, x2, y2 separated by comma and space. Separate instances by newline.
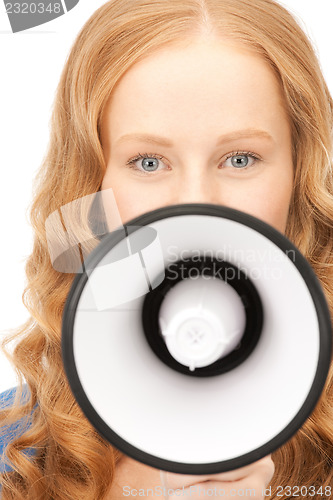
114, 129, 274, 147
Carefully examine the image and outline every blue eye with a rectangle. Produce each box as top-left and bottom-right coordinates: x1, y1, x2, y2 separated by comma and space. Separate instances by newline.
126, 153, 167, 174
141, 157, 160, 172
224, 153, 259, 169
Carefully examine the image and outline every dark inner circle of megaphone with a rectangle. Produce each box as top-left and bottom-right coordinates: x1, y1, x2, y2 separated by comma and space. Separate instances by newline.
142, 257, 263, 377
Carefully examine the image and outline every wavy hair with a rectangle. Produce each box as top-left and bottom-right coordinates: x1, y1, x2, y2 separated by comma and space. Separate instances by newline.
1, 0, 332, 498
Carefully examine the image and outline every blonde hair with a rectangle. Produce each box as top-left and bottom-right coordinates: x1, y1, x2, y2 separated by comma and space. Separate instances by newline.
1, 0, 332, 498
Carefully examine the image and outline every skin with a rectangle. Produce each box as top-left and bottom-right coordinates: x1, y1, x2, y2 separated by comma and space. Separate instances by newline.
100, 36, 293, 498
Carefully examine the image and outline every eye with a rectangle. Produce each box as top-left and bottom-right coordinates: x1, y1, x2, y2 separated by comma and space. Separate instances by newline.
222, 152, 261, 170
126, 153, 168, 174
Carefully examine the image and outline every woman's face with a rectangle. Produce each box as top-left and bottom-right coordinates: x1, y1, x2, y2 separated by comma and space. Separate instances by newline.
101, 37, 294, 234
101, 37, 292, 495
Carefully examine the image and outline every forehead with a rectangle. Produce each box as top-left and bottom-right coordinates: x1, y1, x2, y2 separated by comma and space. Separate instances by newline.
104, 38, 288, 143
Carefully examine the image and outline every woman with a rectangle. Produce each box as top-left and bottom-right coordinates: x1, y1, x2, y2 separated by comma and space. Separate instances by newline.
1, 0, 332, 498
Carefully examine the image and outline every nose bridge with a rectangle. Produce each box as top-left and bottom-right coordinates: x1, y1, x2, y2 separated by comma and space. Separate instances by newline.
175, 161, 216, 204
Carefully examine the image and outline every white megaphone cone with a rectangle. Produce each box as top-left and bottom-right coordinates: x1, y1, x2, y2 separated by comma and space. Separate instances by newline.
61, 203, 332, 475
159, 277, 246, 371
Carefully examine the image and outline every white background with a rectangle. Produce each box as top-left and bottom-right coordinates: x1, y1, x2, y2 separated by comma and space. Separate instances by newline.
0, 1, 332, 393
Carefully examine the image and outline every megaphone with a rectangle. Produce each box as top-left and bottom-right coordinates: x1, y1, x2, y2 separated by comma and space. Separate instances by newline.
61, 203, 331, 474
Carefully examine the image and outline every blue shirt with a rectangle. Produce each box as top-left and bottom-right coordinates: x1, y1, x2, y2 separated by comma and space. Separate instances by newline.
0, 386, 35, 474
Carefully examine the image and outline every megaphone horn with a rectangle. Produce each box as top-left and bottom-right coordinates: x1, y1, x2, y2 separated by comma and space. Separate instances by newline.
62, 203, 332, 474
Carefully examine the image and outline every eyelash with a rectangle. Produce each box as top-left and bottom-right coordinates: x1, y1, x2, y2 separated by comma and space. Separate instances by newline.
125, 151, 262, 175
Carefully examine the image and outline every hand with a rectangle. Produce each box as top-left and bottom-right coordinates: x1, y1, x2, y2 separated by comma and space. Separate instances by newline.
160, 455, 275, 499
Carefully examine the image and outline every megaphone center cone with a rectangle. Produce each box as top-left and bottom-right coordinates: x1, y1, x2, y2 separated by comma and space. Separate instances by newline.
159, 276, 246, 369
177, 317, 222, 354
